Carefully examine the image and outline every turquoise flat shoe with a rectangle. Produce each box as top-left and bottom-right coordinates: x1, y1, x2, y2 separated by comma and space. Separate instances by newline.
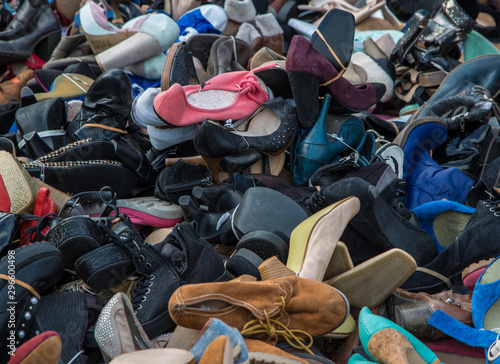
411, 200, 475, 252
348, 353, 377, 363
358, 307, 442, 364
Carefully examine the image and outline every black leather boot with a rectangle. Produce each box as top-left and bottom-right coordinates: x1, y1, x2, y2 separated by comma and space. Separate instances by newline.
0, 0, 61, 64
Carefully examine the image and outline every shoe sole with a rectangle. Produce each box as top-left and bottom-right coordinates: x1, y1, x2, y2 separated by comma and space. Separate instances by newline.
324, 248, 417, 309
160, 41, 181, 91
0, 151, 38, 213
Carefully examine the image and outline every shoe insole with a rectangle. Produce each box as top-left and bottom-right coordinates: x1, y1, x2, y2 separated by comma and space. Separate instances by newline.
234, 107, 280, 137
433, 211, 472, 250
311, 9, 354, 72
187, 89, 238, 109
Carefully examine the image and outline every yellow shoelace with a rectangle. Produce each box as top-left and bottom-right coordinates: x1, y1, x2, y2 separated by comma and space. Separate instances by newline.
240, 296, 314, 354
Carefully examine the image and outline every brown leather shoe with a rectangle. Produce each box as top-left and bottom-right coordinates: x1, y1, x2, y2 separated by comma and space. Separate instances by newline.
168, 276, 349, 341
388, 288, 472, 340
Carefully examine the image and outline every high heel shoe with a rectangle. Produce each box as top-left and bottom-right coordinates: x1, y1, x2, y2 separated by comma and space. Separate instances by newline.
293, 94, 365, 186
358, 307, 443, 364
285, 35, 386, 129
95, 293, 153, 362
287, 196, 360, 282
194, 97, 297, 158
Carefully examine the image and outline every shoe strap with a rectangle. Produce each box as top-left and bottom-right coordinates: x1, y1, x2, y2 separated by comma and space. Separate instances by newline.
314, 29, 347, 87
414, 267, 452, 290
0, 274, 41, 299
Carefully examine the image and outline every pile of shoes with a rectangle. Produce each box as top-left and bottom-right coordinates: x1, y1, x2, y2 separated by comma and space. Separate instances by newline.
3, 0, 500, 363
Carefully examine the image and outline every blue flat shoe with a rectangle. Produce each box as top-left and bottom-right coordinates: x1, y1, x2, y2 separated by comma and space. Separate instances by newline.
358, 307, 442, 364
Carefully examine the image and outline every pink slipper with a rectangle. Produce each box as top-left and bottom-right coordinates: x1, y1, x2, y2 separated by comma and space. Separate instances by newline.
153, 70, 269, 127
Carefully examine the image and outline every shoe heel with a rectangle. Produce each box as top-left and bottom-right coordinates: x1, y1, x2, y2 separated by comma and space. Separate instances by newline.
287, 71, 319, 129
201, 156, 222, 183
35, 30, 62, 61
394, 300, 435, 339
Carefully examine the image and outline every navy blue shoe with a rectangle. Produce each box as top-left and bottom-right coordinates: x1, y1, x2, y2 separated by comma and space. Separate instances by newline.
394, 117, 474, 210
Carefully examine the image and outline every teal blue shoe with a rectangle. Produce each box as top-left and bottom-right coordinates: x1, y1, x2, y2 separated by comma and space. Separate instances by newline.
358, 307, 442, 364
292, 94, 365, 186
348, 353, 377, 363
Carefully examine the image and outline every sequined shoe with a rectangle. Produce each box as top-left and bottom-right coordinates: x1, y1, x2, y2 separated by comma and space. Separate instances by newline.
95, 293, 152, 362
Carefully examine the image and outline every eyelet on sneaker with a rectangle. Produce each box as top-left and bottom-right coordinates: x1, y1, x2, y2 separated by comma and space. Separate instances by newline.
141, 296, 147, 302
148, 281, 154, 287
145, 288, 150, 294
146, 263, 152, 269
139, 255, 145, 261
150, 274, 155, 280
495, 212, 500, 217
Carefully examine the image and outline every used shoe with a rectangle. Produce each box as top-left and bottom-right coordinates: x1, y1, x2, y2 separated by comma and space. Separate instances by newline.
130, 222, 230, 338
302, 177, 438, 267
153, 70, 269, 127
168, 275, 349, 340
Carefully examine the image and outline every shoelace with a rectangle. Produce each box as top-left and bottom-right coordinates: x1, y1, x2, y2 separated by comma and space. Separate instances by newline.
485, 200, 500, 217
306, 190, 328, 210
240, 296, 314, 354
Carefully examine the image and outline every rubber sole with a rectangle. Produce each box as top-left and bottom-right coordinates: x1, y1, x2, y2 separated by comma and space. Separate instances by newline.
325, 248, 417, 309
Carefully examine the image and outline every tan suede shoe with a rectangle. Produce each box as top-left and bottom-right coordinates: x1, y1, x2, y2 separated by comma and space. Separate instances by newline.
168, 276, 349, 342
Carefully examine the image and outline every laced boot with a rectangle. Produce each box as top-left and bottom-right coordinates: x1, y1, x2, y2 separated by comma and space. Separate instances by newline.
302, 177, 438, 267
131, 222, 230, 339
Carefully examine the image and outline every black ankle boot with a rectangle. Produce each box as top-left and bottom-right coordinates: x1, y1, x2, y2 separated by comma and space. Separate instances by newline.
0, 0, 61, 64
130, 222, 230, 338
303, 177, 438, 267
402, 200, 500, 292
